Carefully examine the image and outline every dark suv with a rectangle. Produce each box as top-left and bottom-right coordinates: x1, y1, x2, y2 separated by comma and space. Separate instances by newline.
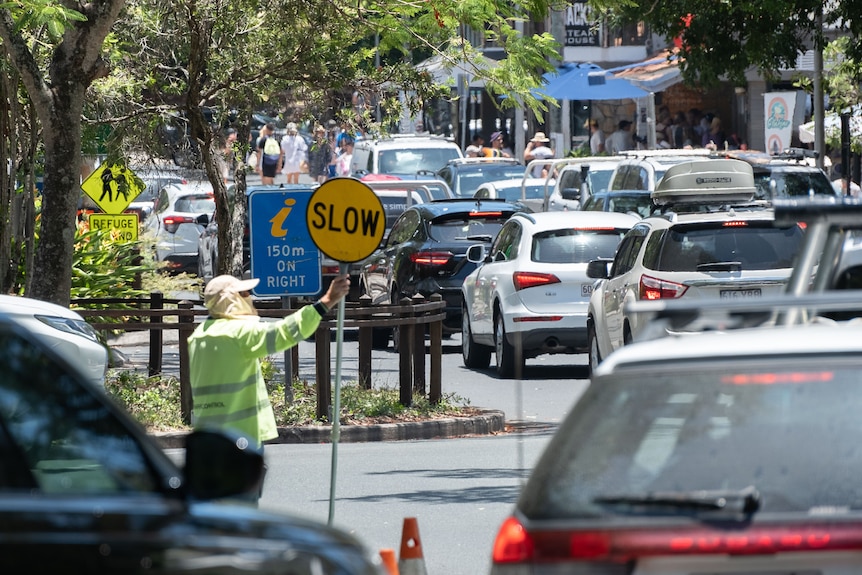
721, 149, 837, 201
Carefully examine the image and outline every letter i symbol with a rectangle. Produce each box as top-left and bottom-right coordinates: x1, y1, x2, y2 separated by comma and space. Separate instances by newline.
270, 198, 296, 238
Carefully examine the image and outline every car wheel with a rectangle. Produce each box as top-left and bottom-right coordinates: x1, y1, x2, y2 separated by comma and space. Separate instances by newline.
462, 302, 491, 369
587, 322, 601, 375
494, 310, 519, 378
623, 324, 633, 346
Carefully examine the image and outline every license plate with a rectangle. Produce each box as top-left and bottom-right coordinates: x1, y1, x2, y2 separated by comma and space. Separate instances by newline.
720, 288, 762, 298
581, 283, 594, 297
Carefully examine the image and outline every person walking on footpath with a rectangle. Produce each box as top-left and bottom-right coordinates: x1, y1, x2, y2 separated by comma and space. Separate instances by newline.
255, 123, 282, 184
188, 273, 350, 500
586, 119, 605, 154
280, 122, 308, 184
307, 125, 333, 184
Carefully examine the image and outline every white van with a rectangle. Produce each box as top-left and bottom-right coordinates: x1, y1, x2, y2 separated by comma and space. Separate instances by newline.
350, 135, 463, 178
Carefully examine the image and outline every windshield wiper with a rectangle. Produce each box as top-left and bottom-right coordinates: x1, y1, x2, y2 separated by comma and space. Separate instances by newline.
593, 486, 761, 514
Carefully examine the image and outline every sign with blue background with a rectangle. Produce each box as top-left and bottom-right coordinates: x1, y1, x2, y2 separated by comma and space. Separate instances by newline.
249, 188, 321, 297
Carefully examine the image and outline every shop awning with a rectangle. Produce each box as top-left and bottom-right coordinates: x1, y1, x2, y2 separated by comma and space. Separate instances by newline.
608, 49, 683, 93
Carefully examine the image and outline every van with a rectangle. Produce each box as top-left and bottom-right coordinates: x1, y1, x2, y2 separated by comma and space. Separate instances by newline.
350, 135, 463, 178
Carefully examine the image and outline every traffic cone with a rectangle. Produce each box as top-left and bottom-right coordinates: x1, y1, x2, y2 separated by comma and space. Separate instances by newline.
379, 548, 399, 575
398, 517, 428, 575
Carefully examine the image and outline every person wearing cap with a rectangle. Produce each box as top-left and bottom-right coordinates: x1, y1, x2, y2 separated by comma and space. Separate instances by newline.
483, 131, 511, 158
280, 122, 308, 184
188, 274, 350, 469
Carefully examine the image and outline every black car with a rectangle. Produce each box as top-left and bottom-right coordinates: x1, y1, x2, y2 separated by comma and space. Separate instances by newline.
359, 199, 524, 345
436, 158, 526, 198
0, 317, 380, 574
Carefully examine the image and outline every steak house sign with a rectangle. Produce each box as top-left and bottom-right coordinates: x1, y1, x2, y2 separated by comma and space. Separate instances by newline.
565, 0, 599, 47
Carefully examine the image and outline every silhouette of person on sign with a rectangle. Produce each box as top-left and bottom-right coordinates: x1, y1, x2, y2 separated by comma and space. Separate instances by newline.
115, 167, 129, 202
100, 167, 114, 202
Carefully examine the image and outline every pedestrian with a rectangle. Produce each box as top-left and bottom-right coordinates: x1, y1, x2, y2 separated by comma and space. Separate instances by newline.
255, 123, 282, 185
483, 131, 511, 157
586, 119, 605, 154
464, 133, 484, 157
669, 111, 693, 148
327, 120, 339, 179
604, 120, 634, 155
188, 273, 351, 501
218, 128, 238, 183
307, 125, 333, 184
336, 137, 354, 176
702, 116, 727, 150
280, 122, 308, 184
524, 131, 554, 177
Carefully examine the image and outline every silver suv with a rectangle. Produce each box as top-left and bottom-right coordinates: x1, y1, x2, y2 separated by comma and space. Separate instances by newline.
607, 149, 712, 192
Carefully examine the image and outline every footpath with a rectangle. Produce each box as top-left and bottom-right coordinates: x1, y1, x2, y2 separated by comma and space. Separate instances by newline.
107, 330, 506, 446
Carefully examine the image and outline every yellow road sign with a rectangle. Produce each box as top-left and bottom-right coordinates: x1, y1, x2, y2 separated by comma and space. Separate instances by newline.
81, 163, 144, 214
88, 214, 139, 242
306, 178, 386, 263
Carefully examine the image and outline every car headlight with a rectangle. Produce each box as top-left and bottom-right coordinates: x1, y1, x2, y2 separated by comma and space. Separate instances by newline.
36, 314, 101, 343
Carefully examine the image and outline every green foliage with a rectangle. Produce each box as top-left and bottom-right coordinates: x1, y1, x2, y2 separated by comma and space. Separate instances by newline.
71, 226, 151, 301
106, 367, 473, 431
0, 0, 86, 42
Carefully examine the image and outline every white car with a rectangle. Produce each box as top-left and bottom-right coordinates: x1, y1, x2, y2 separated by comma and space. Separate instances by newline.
586, 158, 807, 372
461, 210, 641, 377
547, 156, 620, 211
350, 135, 463, 177
143, 181, 215, 274
473, 177, 552, 213
0, 294, 107, 387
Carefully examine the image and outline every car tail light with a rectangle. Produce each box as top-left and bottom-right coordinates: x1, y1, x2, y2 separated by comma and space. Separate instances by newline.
410, 251, 453, 267
722, 221, 749, 227
321, 264, 341, 275
162, 215, 195, 233
513, 271, 561, 291
471, 211, 503, 217
492, 516, 862, 567
639, 274, 687, 300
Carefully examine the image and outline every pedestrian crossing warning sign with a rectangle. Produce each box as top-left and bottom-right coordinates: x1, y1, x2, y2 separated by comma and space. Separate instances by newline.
81, 163, 144, 214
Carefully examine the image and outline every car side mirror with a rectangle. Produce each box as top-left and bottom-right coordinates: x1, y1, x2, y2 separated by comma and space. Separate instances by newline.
466, 244, 486, 263
184, 429, 265, 501
196, 213, 209, 226
586, 258, 613, 279
560, 187, 580, 201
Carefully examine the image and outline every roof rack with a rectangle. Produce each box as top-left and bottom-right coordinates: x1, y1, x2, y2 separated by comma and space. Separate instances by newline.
619, 148, 712, 159
650, 159, 756, 206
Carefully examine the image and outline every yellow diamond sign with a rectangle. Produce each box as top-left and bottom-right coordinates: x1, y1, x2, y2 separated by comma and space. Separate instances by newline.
81, 163, 144, 214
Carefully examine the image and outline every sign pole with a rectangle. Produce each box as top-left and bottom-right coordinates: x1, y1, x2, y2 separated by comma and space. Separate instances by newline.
327, 262, 349, 526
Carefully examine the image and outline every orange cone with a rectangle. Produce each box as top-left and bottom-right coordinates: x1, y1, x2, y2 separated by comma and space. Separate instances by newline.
398, 517, 428, 575
379, 548, 399, 575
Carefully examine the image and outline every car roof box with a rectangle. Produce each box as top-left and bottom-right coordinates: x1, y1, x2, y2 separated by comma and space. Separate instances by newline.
651, 159, 756, 206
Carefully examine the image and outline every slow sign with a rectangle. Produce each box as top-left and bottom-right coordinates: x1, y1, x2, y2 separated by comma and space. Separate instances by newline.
306, 178, 386, 263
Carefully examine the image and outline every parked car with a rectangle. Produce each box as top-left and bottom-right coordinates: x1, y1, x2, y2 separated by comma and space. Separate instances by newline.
719, 148, 837, 201
435, 157, 526, 198
127, 167, 189, 220
473, 177, 550, 213
359, 199, 523, 346
350, 135, 463, 178
546, 156, 620, 211
580, 189, 653, 217
0, 294, 107, 388
143, 181, 215, 274
360, 175, 454, 202
461, 211, 640, 377
586, 159, 806, 372
490, 313, 862, 574
0, 315, 382, 574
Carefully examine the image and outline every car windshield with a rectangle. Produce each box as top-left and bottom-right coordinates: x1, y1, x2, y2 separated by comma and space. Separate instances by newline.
379, 148, 461, 175
752, 167, 836, 200
587, 169, 614, 195
429, 215, 510, 242
455, 165, 526, 197
607, 194, 652, 217
653, 222, 804, 272
174, 195, 215, 214
519, 356, 862, 519
532, 228, 629, 263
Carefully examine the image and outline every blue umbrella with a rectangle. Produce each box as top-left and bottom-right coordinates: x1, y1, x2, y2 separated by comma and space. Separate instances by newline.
542, 62, 648, 101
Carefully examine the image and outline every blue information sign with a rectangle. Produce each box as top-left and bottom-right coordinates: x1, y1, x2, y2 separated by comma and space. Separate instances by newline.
248, 189, 322, 297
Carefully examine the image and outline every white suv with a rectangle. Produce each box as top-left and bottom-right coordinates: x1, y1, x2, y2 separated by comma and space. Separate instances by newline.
586, 158, 807, 372
547, 156, 620, 211
350, 135, 463, 178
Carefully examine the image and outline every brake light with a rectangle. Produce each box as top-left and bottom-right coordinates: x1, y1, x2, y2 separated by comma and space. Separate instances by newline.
470, 211, 503, 217
410, 251, 453, 267
492, 515, 862, 565
722, 371, 834, 385
162, 215, 195, 233
722, 221, 749, 227
639, 274, 687, 300
513, 271, 561, 291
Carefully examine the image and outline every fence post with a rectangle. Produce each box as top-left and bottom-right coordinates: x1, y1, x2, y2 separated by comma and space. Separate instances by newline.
358, 296, 372, 389
398, 297, 413, 407
429, 294, 443, 404
412, 294, 426, 396
315, 323, 332, 421
149, 291, 163, 376
177, 300, 194, 425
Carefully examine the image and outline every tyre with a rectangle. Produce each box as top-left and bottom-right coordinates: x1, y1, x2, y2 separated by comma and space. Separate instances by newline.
587, 321, 601, 375
623, 324, 633, 346
494, 311, 519, 378
462, 303, 491, 369
371, 328, 391, 349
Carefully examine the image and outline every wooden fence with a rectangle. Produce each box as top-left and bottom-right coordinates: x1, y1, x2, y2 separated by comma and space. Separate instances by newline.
72, 293, 446, 424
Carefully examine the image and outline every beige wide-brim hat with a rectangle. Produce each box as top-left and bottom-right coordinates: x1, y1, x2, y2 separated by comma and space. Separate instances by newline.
205, 275, 259, 303
531, 131, 550, 143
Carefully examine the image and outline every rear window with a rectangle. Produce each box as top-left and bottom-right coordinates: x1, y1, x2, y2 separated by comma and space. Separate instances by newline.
378, 148, 461, 175
429, 214, 510, 243
753, 167, 836, 199
519, 357, 862, 519
173, 195, 215, 214
531, 228, 628, 264
607, 194, 652, 217
455, 165, 526, 198
652, 222, 804, 272
378, 194, 422, 229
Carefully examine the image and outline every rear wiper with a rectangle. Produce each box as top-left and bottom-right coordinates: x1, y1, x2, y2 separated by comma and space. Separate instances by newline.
593, 486, 761, 514
697, 261, 742, 272
456, 234, 493, 242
